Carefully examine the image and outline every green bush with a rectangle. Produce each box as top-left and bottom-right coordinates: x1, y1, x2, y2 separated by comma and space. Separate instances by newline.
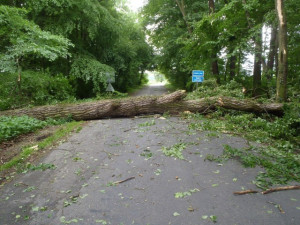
0, 115, 72, 143
0, 116, 46, 142
0, 71, 74, 110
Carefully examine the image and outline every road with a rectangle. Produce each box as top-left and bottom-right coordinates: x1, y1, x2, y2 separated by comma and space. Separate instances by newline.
0, 85, 299, 225
130, 83, 168, 97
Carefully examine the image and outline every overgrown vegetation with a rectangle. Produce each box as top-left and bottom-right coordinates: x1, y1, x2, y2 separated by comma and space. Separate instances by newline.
0, 115, 72, 143
0, 1, 152, 110
0, 71, 74, 110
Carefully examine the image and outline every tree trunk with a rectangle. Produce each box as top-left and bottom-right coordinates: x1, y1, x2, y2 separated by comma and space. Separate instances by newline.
0, 91, 284, 120
229, 54, 237, 80
212, 52, 220, 84
17, 58, 22, 95
266, 24, 277, 80
237, 48, 242, 77
276, 0, 288, 102
252, 28, 262, 97
208, 0, 215, 14
208, 0, 220, 84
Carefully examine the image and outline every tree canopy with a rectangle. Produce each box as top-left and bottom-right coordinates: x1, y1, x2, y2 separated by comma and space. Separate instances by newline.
0, 0, 152, 103
142, 0, 300, 101
0, 0, 299, 107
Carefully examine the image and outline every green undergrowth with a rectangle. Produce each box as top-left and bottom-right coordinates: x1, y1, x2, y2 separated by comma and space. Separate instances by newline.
186, 104, 300, 189
0, 115, 72, 143
0, 121, 83, 173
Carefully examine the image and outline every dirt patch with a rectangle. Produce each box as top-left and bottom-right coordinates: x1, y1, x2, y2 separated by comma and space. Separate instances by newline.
0, 126, 58, 165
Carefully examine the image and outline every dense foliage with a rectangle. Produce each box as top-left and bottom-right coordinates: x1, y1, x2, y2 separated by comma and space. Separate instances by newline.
0, 0, 152, 109
0, 71, 74, 110
142, 0, 300, 101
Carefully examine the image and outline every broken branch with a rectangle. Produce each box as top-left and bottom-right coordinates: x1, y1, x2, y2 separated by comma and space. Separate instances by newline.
234, 185, 300, 195
262, 185, 300, 194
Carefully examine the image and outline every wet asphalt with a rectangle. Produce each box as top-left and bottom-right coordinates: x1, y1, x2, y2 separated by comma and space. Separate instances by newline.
0, 85, 299, 225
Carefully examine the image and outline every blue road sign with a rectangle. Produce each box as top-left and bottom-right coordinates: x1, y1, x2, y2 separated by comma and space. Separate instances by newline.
192, 70, 204, 76
192, 76, 204, 83
192, 70, 204, 83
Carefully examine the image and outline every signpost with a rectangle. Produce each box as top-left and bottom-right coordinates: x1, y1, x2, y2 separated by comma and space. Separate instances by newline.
105, 72, 115, 92
192, 70, 204, 90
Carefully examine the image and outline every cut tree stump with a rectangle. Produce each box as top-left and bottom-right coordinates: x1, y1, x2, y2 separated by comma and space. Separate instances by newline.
0, 90, 284, 120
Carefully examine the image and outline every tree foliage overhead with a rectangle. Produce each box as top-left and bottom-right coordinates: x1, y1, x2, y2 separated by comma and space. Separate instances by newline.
142, 0, 300, 101
0, 5, 72, 73
0, 0, 153, 107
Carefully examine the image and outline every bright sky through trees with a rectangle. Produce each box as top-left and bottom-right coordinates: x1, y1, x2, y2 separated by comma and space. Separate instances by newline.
127, 0, 147, 12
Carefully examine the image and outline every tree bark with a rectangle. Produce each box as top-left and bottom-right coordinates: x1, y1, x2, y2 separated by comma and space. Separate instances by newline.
266, 24, 277, 80
252, 27, 263, 97
276, 0, 288, 102
0, 91, 284, 120
242, 0, 262, 96
229, 54, 237, 80
212, 52, 220, 83
208, 0, 215, 14
208, 0, 220, 84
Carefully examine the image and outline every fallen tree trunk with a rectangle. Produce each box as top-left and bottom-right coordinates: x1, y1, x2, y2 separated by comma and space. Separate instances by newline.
0, 91, 284, 120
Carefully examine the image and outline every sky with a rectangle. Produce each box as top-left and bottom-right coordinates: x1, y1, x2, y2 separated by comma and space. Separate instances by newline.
127, 0, 147, 12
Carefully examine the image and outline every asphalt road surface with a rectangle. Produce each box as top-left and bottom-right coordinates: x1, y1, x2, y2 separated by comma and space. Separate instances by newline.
130, 84, 168, 97
0, 86, 299, 225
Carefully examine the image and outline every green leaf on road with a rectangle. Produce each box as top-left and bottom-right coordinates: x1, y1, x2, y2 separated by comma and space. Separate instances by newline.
173, 212, 180, 217
32, 206, 39, 212
210, 215, 217, 223
95, 219, 107, 224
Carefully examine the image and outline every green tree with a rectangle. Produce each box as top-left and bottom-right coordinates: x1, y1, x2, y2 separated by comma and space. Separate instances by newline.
0, 5, 72, 92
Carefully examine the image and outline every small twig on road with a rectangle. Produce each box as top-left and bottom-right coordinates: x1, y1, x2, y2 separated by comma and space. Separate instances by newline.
103, 150, 119, 157
233, 189, 258, 195
113, 176, 135, 185
16, 182, 29, 187
267, 201, 285, 214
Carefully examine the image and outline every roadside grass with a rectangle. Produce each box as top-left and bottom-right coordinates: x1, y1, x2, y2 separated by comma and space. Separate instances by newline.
0, 121, 83, 173
185, 107, 300, 189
